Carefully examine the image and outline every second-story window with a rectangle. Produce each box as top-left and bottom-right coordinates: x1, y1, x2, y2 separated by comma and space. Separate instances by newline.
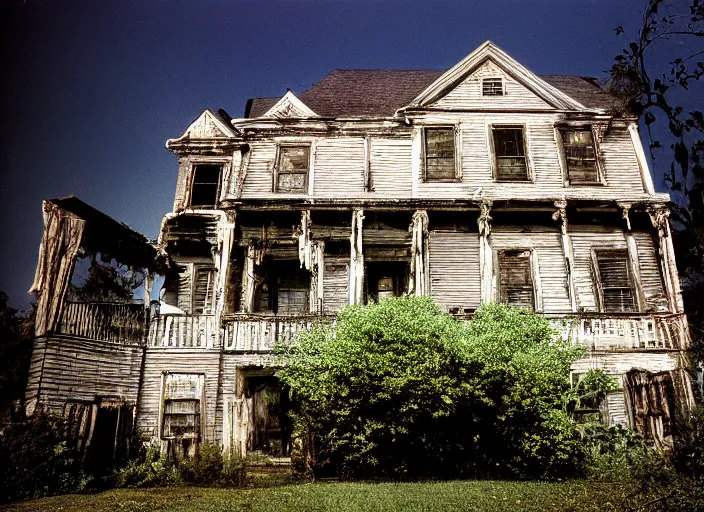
561, 129, 600, 183
423, 127, 457, 181
498, 249, 534, 310
594, 249, 637, 313
492, 126, 529, 181
192, 265, 215, 314
275, 146, 310, 193
189, 164, 222, 208
482, 78, 504, 96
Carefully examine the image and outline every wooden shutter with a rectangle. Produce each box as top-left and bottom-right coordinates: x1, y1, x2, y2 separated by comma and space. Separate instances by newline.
192, 266, 215, 314
498, 250, 534, 310
595, 249, 636, 313
429, 232, 481, 312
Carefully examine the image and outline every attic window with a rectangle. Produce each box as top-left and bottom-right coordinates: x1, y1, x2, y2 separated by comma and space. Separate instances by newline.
189, 165, 222, 208
492, 126, 529, 181
594, 249, 637, 313
561, 129, 601, 184
423, 128, 457, 181
275, 146, 310, 193
498, 250, 534, 310
482, 78, 504, 96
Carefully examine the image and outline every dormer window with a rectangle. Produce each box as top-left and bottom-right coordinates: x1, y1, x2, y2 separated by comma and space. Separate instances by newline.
275, 145, 310, 193
189, 165, 222, 208
482, 78, 504, 96
559, 128, 602, 184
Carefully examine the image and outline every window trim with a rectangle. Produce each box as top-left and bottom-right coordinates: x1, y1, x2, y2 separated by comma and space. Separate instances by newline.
187, 162, 225, 208
488, 123, 532, 182
420, 125, 462, 182
273, 142, 312, 194
495, 248, 542, 312
481, 77, 505, 96
191, 264, 216, 315
591, 247, 642, 313
159, 372, 205, 442
556, 124, 607, 187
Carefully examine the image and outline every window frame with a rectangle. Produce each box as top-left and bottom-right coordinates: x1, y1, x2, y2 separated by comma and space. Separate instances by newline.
188, 163, 224, 208
489, 124, 532, 182
421, 125, 462, 182
481, 77, 505, 96
495, 248, 542, 312
556, 125, 606, 186
159, 373, 205, 442
191, 264, 216, 315
591, 247, 640, 313
273, 143, 312, 194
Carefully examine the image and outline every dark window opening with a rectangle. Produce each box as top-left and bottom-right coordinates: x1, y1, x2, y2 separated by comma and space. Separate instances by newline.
365, 261, 409, 304
255, 260, 310, 315
190, 165, 222, 207
595, 249, 636, 313
482, 78, 504, 96
493, 127, 528, 181
246, 376, 293, 457
562, 129, 599, 183
424, 128, 456, 180
498, 250, 534, 310
276, 146, 309, 193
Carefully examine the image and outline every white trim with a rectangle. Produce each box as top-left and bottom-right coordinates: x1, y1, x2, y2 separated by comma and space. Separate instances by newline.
262, 90, 319, 119
169, 109, 238, 144
628, 122, 656, 195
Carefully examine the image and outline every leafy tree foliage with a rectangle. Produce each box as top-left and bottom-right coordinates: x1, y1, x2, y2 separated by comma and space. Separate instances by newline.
609, 0, 704, 356
0, 291, 33, 420
67, 255, 144, 303
277, 297, 585, 479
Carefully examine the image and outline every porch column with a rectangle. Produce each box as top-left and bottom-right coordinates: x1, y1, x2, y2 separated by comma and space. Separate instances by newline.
648, 206, 684, 313
619, 203, 646, 311
477, 201, 494, 304
409, 210, 429, 296
309, 242, 325, 314
552, 200, 578, 312
349, 209, 365, 305
216, 211, 237, 319
240, 239, 264, 313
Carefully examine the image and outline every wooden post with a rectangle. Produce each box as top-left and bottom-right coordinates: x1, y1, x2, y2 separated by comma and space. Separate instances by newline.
553, 200, 578, 312
409, 210, 429, 296
648, 206, 683, 313
240, 240, 264, 313
619, 203, 646, 311
477, 201, 494, 304
349, 209, 365, 305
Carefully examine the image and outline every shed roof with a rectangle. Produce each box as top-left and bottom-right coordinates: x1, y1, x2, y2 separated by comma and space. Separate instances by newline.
244, 69, 618, 118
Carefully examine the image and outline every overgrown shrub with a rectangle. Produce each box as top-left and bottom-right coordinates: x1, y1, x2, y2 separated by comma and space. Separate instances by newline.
179, 443, 224, 484
277, 298, 586, 479
114, 443, 181, 488
0, 410, 89, 503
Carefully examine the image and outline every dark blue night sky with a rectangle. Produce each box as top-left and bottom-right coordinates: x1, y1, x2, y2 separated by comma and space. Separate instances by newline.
0, 0, 693, 309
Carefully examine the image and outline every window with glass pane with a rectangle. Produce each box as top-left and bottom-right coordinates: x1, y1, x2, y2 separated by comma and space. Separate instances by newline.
498, 250, 534, 310
562, 130, 599, 183
424, 128, 456, 180
482, 78, 504, 96
595, 249, 636, 312
276, 146, 309, 193
162, 399, 200, 438
190, 165, 222, 207
493, 127, 528, 180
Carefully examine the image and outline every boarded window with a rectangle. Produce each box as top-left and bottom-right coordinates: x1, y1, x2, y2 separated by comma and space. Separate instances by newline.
424, 128, 456, 180
277, 275, 309, 315
595, 250, 636, 313
482, 78, 504, 96
492, 127, 528, 180
562, 129, 599, 183
276, 146, 309, 193
498, 249, 534, 310
190, 165, 222, 207
255, 260, 310, 314
192, 266, 215, 314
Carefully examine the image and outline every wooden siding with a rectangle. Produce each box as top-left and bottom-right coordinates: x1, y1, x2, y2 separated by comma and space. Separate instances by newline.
632, 231, 668, 312
136, 349, 221, 443
240, 141, 277, 197
323, 256, 349, 314
601, 127, 645, 193
25, 336, 143, 414
314, 138, 365, 196
432, 60, 553, 110
490, 227, 572, 313
368, 138, 413, 196
570, 351, 679, 376
429, 231, 481, 311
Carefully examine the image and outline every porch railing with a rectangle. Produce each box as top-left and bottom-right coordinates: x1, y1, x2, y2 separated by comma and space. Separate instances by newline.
149, 314, 218, 349
222, 314, 335, 352
57, 301, 146, 344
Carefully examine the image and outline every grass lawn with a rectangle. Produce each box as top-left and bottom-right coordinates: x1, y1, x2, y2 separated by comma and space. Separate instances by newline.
3, 480, 637, 512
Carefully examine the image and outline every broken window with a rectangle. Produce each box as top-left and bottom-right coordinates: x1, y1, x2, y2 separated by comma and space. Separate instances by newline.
161, 373, 204, 456
424, 127, 456, 181
594, 249, 637, 313
498, 249, 534, 310
492, 126, 528, 181
561, 129, 600, 183
189, 164, 222, 207
275, 146, 309, 193
482, 78, 504, 96
192, 266, 216, 314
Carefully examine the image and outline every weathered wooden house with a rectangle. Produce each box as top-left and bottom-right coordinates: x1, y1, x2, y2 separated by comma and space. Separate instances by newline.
26, 41, 695, 462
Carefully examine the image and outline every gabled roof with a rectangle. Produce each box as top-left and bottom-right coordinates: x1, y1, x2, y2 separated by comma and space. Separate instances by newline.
262, 90, 318, 118
180, 109, 237, 139
243, 43, 619, 118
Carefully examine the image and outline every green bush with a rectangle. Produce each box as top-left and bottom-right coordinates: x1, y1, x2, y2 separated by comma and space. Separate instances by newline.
115, 443, 181, 488
277, 297, 586, 479
179, 443, 224, 484
0, 410, 89, 503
